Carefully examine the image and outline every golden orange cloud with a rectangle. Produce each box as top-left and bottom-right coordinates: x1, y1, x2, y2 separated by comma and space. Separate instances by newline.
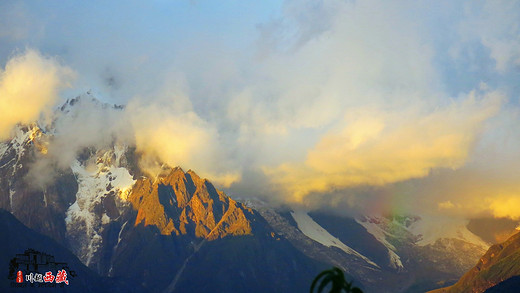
0, 49, 75, 139
128, 100, 240, 188
488, 195, 520, 220
264, 90, 503, 202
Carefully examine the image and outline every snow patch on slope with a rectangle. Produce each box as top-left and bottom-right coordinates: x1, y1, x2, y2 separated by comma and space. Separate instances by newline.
113, 144, 125, 166
357, 214, 489, 271
10, 126, 32, 174
66, 158, 135, 265
9, 189, 15, 210
110, 167, 136, 200
11, 126, 31, 151
408, 215, 489, 249
388, 250, 403, 270
239, 197, 268, 209
356, 217, 404, 270
2, 124, 44, 166
291, 210, 379, 268
0, 142, 8, 159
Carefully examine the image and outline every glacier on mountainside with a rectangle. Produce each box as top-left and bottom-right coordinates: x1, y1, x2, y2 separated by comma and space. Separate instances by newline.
291, 210, 379, 268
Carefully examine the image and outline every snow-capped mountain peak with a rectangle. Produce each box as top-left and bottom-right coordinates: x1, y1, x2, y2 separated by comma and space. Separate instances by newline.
57, 91, 124, 115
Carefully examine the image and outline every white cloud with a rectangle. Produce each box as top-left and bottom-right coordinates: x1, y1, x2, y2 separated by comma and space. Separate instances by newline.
0, 49, 75, 139
1, 1, 519, 219
458, 0, 520, 72
264, 90, 503, 202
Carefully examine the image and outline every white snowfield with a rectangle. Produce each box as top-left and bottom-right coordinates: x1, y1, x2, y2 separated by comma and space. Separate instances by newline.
66, 153, 136, 266
291, 210, 379, 268
356, 218, 404, 270
0, 125, 39, 173
357, 214, 490, 272
408, 215, 489, 249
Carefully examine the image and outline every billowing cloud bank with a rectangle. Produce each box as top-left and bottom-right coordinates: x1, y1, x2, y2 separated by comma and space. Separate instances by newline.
1, 0, 519, 220
128, 92, 240, 187
265, 90, 503, 202
0, 49, 74, 139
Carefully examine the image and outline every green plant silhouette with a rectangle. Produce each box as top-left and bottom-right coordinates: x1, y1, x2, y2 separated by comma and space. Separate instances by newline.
310, 267, 363, 293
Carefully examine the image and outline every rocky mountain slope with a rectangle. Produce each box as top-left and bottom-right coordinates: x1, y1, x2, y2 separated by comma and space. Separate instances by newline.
431, 231, 520, 293
0, 93, 495, 292
0, 95, 330, 292
247, 200, 489, 292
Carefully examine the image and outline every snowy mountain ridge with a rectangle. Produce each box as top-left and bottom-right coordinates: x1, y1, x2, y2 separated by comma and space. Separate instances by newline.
291, 210, 379, 268
355, 216, 405, 271
357, 214, 489, 250
0, 92, 496, 292
66, 149, 135, 265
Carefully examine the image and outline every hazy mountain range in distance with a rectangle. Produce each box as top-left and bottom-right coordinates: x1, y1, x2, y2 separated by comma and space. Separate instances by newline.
1, 93, 519, 293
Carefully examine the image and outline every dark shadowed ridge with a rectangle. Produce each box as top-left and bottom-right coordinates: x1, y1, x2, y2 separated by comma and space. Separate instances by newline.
484, 276, 520, 293
0, 208, 129, 292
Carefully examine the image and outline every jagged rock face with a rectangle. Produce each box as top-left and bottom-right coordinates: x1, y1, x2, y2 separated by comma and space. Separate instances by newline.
0, 124, 77, 245
353, 214, 487, 276
277, 211, 489, 292
129, 167, 252, 240
64, 145, 135, 269
0, 121, 491, 293
0, 96, 329, 293
1, 93, 502, 293
0, 95, 134, 270
415, 238, 487, 276
109, 168, 327, 293
432, 232, 520, 293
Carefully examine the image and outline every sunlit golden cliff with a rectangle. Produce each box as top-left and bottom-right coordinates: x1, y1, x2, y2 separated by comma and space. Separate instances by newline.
128, 167, 252, 239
